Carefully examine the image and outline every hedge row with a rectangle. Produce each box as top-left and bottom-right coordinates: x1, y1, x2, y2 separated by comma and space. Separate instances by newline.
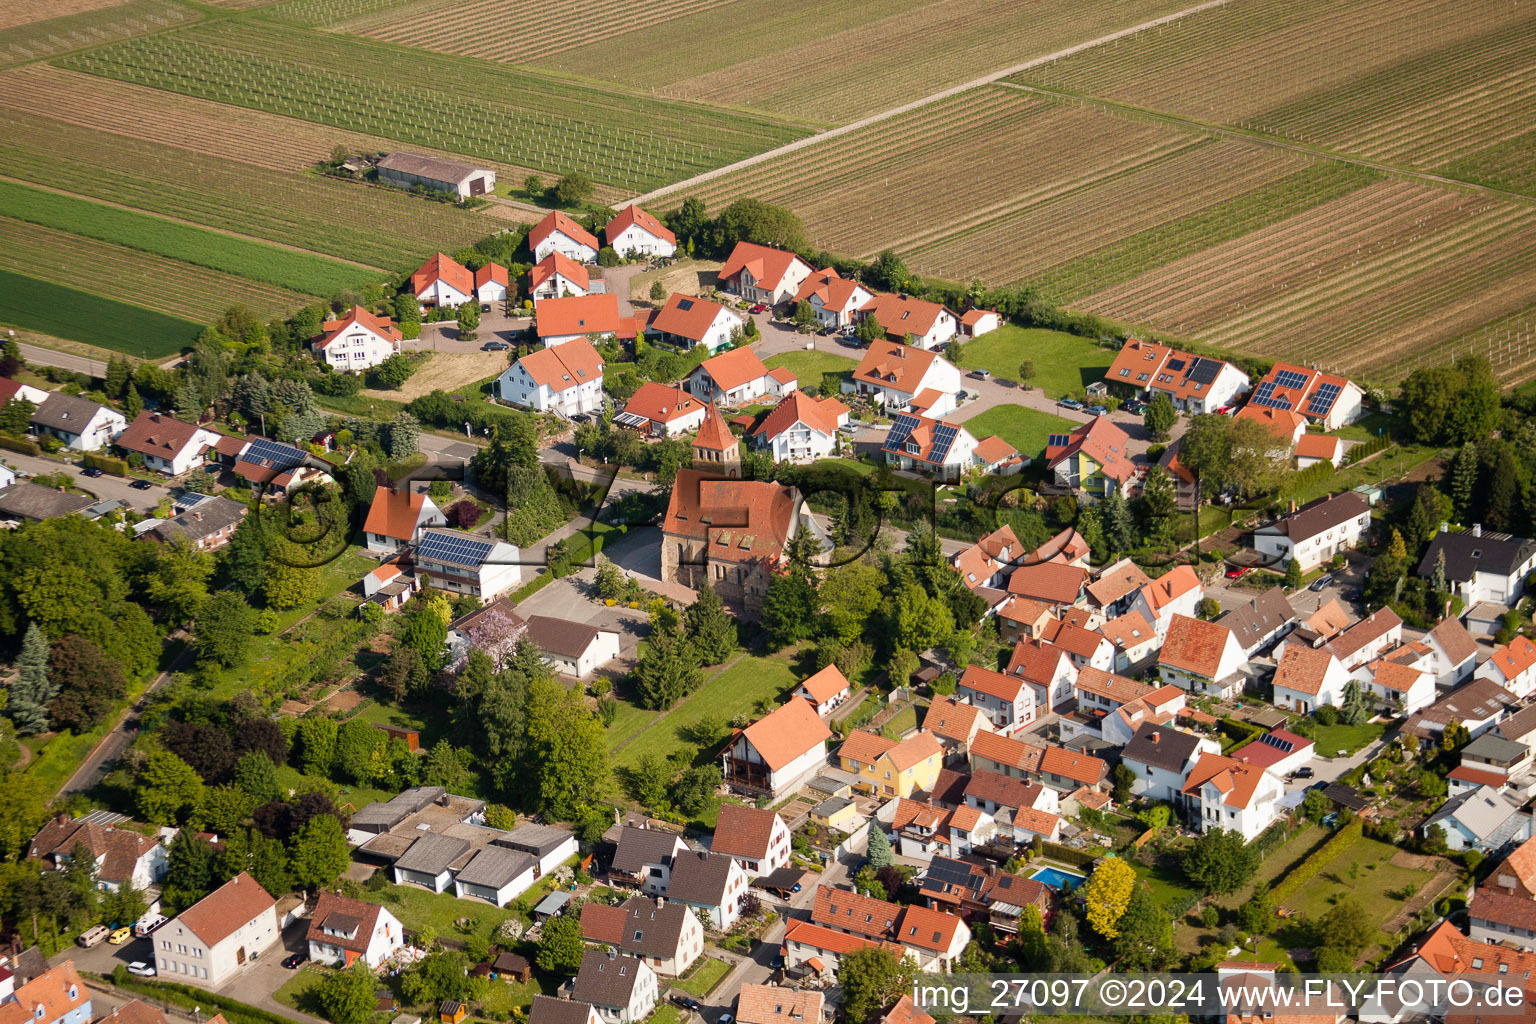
82, 451, 130, 475
1042, 842, 1098, 868
1271, 818, 1363, 906
1219, 717, 1265, 746
98, 972, 294, 1024
1346, 435, 1391, 465
0, 433, 42, 455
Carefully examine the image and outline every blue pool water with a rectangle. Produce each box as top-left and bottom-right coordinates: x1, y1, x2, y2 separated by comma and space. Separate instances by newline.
1030, 866, 1087, 891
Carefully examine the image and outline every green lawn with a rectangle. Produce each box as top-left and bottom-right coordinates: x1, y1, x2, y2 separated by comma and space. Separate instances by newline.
1130, 856, 1200, 910
611, 651, 801, 768
883, 706, 918, 738
672, 956, 731, 997
763, 349, 859, 394
954, 326, 1113, 397
1280, 837, 1441, 942
962, 404, 1078, 460
479, 974, 563, 1014
648, 1005, 684, 1024
273, 967, 327, 1015
358, 884, 516, 941
1313, 722, 1385, 757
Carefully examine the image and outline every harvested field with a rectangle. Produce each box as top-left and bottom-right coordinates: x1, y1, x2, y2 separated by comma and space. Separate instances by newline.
627, 260, 723, 303
1079, 181, 1536, 384
59, 19, 810, 191
534, 0, 1190, 124
0, 107, 506, 270
0, 217, 312, 323
0, 0, 196, 66
362, 351, 508, 401
1017, 0, 1536, 184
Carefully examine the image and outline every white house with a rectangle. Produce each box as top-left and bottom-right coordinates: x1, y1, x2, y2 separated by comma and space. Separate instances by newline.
1128, 565, 1204, 640
791, 664, 852, 717
1249, 362, 1364, 430
30, 393, 126, 452
306, 894, 404, 968
1422, 785, 1533, 853
530, 210, 601, 263
413, 529, 520, 602
524, 615, 620, 679
1424, 616, 1480, 687
959, 309, 1000, 337
1105, 338, 1251, 414
1254, 492, 1373, 571
848, 342, 962, 417
157, 873, 279, 987
536, 293, 623, 347
858, 293, 958, 351
723, 697, 832, 799
1295, 433, 1345, 469
651, 294, 745, 354
1418, 526, 1536, 608
1120, 723, 1216, 803
610, 826, 691, 895
580, 897, 703, 978
605, 205, 676, 259
1272, 644, 1350, 713
880, 412, 994, 483
665, 850, 750, 931
498, 338, 605, 417
793, 269, 875, 327
310, 306, 404, 371
409, 252, 475, 308
571, 951, 658, 1024
1158, 615, 1248, 699
1328, 606, 1404, 670
751, 391, 849, 463
710, 804, 791, 876
362, 486, 445, 554
529, 252, 591, 300
783, 919, 912, 978
957, 665, 1037, 734
1479, 636, 1536, 699
894, 904, 971, 972
616, 383, 707, 438
0, 377, 52, 406
688, 346, 781, 405
27, 815, 167, 892
1360, 657, 1437, 715
1181, 753, 1284, 841
718, 242, 814, 307
452, 846, 538, 907
532, 998, 605, 1024
475, 263, 509, 304
375, 152, 494, 199
113, 411, 222, 476
1005, 640, 1079, 713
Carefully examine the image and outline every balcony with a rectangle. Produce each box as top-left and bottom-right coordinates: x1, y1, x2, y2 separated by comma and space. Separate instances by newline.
724, 757, 773, 795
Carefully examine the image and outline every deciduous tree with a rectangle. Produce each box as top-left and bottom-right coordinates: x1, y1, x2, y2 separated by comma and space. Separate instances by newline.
535, 915, 585, 975
836, 948, 914, 1024
48, 635, 124, 733
289, 812, 349, 891
1081, 857, 1136, 939
194, 591, 257, 667
1182, 828, 1257, 894
317, 961, 377, 1024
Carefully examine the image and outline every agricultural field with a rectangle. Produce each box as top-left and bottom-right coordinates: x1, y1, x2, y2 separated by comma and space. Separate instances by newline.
0, 107, 507, 271
0, 218, 313, 323
1077, 181, 1536, 384
0, 179, 376, 296
1016, 0, 1536, 190
0, 0, 197, 67
58, 19, 810, 192
523, 0, 1192, 124
0, 270, 201, 358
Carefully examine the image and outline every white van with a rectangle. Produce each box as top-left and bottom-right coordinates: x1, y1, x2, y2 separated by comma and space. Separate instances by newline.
78, 925, 110, 948
133, 913, 167, 938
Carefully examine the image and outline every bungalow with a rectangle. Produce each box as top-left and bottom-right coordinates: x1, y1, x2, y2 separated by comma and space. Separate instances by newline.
1216, 586, 1297, 656
1247, 363, 1364, 430
529, 252, 591, 300
793, 269, 875, 328
530, 211, 600, 264
848, 342, 962, 417
750, 391, 849, 464
723, 697, 832, 798
879, 413, 983, 482
523, 615, 620, 680
1121, 723, 1215, 803
1478, 635, 1536, 698
1231, 728, 1315, 778
857, 293, 958, 351
306, 894, 404, 968
1128, 564, 1204, 639
530, 997, 603, 1024
665, 850, 750, 931
1044, 416, 1137, 500
412, 529, 520, 603
837, 730, 944, 799
1253, 491, 1373, 571
30, 393, 126, 452
1096, 611, 1160, 672
923, 696, 993, 756
610, 826, 690, 895
710, 805, 790, 877
363, 486, 445, 554
140, 495, 248, 552
580, 897, 703, 977
1272, 644, 1350, 713
687, 346, 781, 405
114, 412, 223, 476
1423, 616, 1480, 687
571, 951, 658, 1024
616, 383, 707, 438
1105, 338, 1250, 413
718, 242, 814, 307
604, 205, 676, 259
1003, 639, 1079, 712
1295, 433, 1345, 468
651, 294, 746, 354
376, 152, 493, 199
1417, 525, 1536, 609
361, 558, 416, 613
498, 338, 605, 417
0, 377, 50, 406
1158, 615, 1248, 699
792, 664, 852, 716
958, 309, 1000, 338
537, 294, 623, 347
957, 665, 1037, 734
410, 253, 476, 308
28, 814, 167, 891
1422, 785, 1533, 853
1181, 753, 1283, 841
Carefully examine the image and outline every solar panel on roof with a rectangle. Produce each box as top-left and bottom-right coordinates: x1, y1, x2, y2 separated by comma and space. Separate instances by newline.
925, 858, 977, 888
241, 437, 306, 470
677, 299, 694, 311
1047, 434, 1072, 448
1306, 382, 1341, 416
1249, 382, 1293, 410
418, 532, 494, 565
1274, 369, 1309, 390
930, 423, 960, 463
1165, 358, 1186, 371
1187, 358, 1221, 384
885, 414, 919, 450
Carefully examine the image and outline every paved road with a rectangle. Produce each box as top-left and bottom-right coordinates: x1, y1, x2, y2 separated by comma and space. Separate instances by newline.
2, 449, 174, 511
18, 342, 113, 378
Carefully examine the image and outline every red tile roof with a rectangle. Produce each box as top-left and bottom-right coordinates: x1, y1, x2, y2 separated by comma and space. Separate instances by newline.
1183, 753, 1265, 809
623, 382, 704, 426
711, 804, 783, 861
517, 337, 604, 391
176, 872, 275, 947
1007, 561, 1087, 603
969, 730, 1045, 773
605, 204, 675, 247
853, 342, 944, 394
880, 412, 970, 465
529, 210, 599, 253
307, 893, 387, 956
839, 730, 897, 765
1252, 362, 1356, 422
314, 305, 402, 349
1006, 639, 1071, 685
793, 268, 870, 313
1489, 636, 1536, 680
896, 903, 963, 953
1272, 644, 1337, 696
811, 887, 899, 939
0, 962, 89, 1024
580, 902, 628, 944
1140, 565, 1202, 613
410, 253, 473, 297
735, 692, 831, 771
1106, 338, 1173, 386
692, 403, 736, 452
529, 252, 590, 293
1044, 415, 1135, 482
751, 391, 847, 441
1234, 403, 1305, 441
115, 411, 210, 459
959, 664, 1025, 702
474, 262, 508, 289
1393, 920, 1536, 983
784, 918, 906, 959
1097, 611, 1155, 650
719, 242, 811, 293
1295, 433, 1342, 460
925, 696, 986, 745
695, 344, 768, 392
1450, 765, 1509, 787
1231, 728, 1312, 769
1043, 619, 1109, 660
363, 486, 431, 542
1160, 615, 1237, 678
536, 294, 622, 338
1368, 658, 1427, 692
858, 292, 950, 340
972, 434, 1020, 466
1039, 745, 1105, 785
1072, 666, 1152, 703
885, 731, 942, 772
797, 664, 850, 704
663, 468, 798, 565
654, 293, 741, 344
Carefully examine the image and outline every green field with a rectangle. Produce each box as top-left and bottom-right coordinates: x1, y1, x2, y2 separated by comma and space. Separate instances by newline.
0, 270, 200, 357
0, 180, 373, 297
1280, 837, 1441, 938
960, 404, 1079, 460
954, 326, 1114, 397
59, 20, 809, 191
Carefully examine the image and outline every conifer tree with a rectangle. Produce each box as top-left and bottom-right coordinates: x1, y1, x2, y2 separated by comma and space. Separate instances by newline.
684, 580, 737, 665
8, 623, 52, 735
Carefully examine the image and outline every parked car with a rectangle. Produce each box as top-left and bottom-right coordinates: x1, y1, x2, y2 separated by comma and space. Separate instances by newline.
1345, 587, 1363, 603
109, 926, 132, 945
1225, 566, 1249, 579
1059, 398, 1084, 410
80, 467, 103, 478
1310, 573, 1335, 592
482, 341, 509, 351
78, 926, 110, 948
995, 378, 1017, 388
967, 369, 991, 380
956, 390, 970, 402
282, 953, 307, 969
1087, 404, 1109, 416
130, 479, 153, 490
749, 303, 767, 314
127, 963, 156, 978
1123, 400, 1145, 414
480, 304, 490, 313
134, 914, 166, 937
1293, 766, 1315, 779
671, 995, 701, 1011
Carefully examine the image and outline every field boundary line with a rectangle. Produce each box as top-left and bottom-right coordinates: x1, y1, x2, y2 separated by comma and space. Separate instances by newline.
998, 82, 1536, 209
0, 173, 389, 272
621, 0, 1242, 208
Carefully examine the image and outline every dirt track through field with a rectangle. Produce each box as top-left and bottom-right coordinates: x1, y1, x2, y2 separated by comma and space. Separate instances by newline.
623, 0, 1241, 207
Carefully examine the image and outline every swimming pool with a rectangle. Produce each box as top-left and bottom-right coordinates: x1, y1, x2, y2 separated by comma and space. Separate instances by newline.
1030, 866, 1087, 891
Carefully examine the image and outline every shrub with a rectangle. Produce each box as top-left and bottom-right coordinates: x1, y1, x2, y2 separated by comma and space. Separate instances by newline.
444, 499, 481, 528
82, 451, 130, 475
1271, 819, 1363, 906
1315, 705, 1340, 726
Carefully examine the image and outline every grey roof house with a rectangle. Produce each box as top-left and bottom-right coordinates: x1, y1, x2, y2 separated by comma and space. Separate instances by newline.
1422, 785, 1533, 854
570, 951, 657, 1024
1417, 525, 1536, 609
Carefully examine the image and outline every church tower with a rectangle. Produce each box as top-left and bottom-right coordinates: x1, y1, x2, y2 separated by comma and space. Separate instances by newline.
692, 402, 740, 478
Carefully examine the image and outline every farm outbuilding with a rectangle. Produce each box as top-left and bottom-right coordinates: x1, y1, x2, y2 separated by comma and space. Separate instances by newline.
377, 152, 495, 198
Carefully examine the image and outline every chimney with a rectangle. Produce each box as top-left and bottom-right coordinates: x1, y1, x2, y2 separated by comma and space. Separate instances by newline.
193, 511, 203, 521
1474, 524, 1483, 537
1150, 732, 1160, 744
655, 896, 663, 908
1440, 522, 1449, 533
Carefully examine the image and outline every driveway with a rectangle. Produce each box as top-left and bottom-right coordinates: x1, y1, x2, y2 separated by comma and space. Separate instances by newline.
3, 449, 172, 512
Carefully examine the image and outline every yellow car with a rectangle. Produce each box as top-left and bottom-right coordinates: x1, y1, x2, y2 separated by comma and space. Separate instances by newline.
109, 927, 132, 945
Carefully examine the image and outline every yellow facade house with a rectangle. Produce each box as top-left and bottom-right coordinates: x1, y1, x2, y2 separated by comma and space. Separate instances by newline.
837, 730, 944, 799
